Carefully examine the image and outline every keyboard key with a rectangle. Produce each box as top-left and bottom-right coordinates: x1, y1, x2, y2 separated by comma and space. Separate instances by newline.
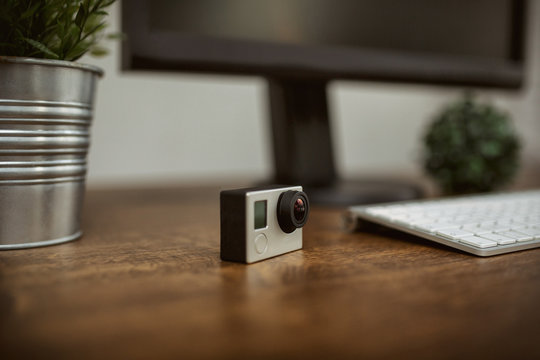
496, 220, 514, 228
512, 227, 540, 240
459, 236, 498, 248
478, 233, 515, 245
460, 225, 493, 235
408, 216, 439, 225
414, 222, 460, 233
497, 231, 534, 242
509, 220, 529, 229
436, 228, 475, 240
483, 224, 511, 232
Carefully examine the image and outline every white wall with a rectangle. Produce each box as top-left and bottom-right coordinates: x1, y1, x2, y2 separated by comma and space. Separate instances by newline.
83, 2, 540, 188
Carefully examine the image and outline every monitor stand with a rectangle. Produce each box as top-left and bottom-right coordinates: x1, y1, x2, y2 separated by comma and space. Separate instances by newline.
267, 77, 422, 206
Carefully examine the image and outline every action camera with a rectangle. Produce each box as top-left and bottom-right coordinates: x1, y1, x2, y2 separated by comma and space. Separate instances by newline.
220, 185, 310, 263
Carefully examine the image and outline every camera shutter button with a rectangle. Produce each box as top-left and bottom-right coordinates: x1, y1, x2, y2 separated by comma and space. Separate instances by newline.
254, 234, 268, 254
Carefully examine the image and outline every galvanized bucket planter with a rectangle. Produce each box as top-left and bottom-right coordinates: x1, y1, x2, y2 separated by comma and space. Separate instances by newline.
0, 57, 102, 250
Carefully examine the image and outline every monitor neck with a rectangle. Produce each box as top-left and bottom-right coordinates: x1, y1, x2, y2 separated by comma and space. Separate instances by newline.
267, 77, 336, 187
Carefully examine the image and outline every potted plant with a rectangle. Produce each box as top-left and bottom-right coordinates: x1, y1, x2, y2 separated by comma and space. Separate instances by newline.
0, 0, 115, 249
423, 95, 521, 195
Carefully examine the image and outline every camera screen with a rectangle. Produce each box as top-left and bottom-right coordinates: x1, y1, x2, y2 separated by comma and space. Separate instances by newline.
254, 200, 267, 229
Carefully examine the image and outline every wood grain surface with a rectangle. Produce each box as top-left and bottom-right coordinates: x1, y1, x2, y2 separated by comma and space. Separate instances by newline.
1, 186, 540, 359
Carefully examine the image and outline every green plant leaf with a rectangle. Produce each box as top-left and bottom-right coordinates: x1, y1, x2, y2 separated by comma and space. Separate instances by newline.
89, 45, 108, 57
89, 0, 103, 12
61, 25, 82, 57
74, 3, 87, 29
23, 38, 60, 59
20, 2, 41, 20
85, 22, 107, 38
106, 32, 125, 40
2, 0, 116, 60
102, 0, 116, 8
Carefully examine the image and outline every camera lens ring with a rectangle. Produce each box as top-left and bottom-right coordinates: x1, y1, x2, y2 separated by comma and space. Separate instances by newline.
277, 190, 310, 233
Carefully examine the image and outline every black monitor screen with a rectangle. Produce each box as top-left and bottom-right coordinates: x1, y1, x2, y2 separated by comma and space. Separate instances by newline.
124, 0, 526, 88
149, 0, 512, 61
122, 0, 528, 202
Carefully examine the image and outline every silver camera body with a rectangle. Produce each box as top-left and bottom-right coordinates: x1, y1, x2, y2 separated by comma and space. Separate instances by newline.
220, 185, 310, 263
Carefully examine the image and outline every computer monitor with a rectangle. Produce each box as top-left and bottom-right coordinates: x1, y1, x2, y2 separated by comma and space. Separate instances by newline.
122, 0, 527, 205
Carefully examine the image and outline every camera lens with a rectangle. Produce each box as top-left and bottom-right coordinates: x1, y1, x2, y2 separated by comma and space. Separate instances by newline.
277, 190, 310, 233
294, 198, 306, 221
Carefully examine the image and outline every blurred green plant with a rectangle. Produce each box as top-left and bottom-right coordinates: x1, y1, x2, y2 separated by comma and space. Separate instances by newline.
423, 95, 520, 195
0, 0, 116, 61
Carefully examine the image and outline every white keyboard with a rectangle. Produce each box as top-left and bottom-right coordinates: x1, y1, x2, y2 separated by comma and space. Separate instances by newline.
347, 190, 540, 256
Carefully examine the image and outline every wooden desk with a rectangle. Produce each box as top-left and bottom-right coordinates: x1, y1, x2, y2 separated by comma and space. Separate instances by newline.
1, 186, 540, 359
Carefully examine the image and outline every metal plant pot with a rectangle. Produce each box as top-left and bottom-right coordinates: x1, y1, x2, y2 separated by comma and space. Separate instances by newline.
0, 57, 102, 250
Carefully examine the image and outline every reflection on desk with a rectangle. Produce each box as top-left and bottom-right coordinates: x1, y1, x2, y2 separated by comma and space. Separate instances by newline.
1, 186, 540, 359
